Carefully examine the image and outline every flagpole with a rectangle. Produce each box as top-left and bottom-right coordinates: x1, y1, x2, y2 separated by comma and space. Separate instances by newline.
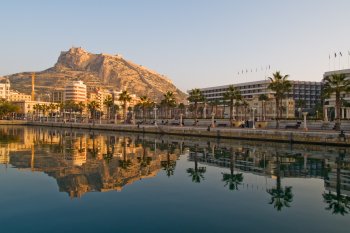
328, 55, 330, 71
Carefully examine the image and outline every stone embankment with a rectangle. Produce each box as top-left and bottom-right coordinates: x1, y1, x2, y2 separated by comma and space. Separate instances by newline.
23, 121, 349, 146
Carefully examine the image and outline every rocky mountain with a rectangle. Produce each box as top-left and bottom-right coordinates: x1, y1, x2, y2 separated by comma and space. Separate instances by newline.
5, 47, 187, 102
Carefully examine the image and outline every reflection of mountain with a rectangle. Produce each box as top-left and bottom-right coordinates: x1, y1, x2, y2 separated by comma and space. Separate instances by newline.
4, 128, 179, 198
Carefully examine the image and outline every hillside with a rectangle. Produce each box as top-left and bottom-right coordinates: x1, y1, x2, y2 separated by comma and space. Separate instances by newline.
5, 47, 187, 102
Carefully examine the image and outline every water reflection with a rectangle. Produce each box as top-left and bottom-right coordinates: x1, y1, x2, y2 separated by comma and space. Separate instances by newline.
0, 126, 350, 216
323, 149, 350, 215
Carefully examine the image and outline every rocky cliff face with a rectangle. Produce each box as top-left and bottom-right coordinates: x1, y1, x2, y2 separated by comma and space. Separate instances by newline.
6, 47, 187, 102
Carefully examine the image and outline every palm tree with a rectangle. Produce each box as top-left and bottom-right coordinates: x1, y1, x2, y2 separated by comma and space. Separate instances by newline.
209, 99, 220, 117
119, 90, 132, 123
77, 102, 85, 120
139, 95, 150, 121
103, 96, 114, 121
323, 150, 350, 215
186, 145, 206, 183
323, 73, 350, 130
242, 100, 249, 121
222, 149, 243, 190
258, 94, 268, 121
161, 91, 177, 119
187, 89, 205, 125
268, 71, 292, 129
223, 85, 242, 126
87, 101, 100, 123
48, 103, 56, 118
267, 153, 293, 211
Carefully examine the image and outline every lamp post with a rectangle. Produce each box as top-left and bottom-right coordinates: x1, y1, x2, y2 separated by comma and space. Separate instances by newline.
252, 107, 256, 129
211, 112, 215, 128
180, 113, 183, 127
154, 106, 158, 126
302, 112, 308, 131
316, 110, 319, 120
115, 113, 118, 124
298, 107, 302, 119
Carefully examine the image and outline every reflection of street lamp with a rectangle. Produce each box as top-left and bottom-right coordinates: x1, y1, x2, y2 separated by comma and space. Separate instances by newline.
252, 107, 256, 129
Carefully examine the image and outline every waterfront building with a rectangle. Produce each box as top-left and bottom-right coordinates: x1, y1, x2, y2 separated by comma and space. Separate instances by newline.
8, 90, 32, 102
0, 78, 11, 100
12, 100, 51, 116
191, 79, 322, 118
64, 81, 87, 103
88, 88, 113, 115
51, 89, 64, 103
323, 69, 350, 120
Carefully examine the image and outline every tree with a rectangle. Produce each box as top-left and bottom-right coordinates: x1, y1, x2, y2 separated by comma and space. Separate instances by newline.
187, 89, 205, 125
268, 71, 292, 129
161, 91, 177, 119
48, 103, 56, 118
0, 100, 19, 119
77, 102, 85, 120
87, 101, 100, 123
103, 96, 114, 121
119, 90, 132, 123
186, 145, 206, 183
139, 95, 151, 121
258, 94, 268, 121
323, 73, 350, 130
224, 85, 242, 126
242, 100, 249, 121
209, 99, 220, 117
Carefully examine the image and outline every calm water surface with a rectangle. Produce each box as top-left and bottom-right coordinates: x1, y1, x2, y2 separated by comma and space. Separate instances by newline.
0, 126, 349, 233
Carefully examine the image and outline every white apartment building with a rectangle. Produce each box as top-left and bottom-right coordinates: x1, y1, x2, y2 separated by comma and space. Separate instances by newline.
64, 81, 87, 103
8, 90, 32, 102
0, 78, 11, 100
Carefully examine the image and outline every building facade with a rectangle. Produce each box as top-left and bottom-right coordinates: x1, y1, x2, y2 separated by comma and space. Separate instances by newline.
8, 90, 32, 102
192, 79, 322, 118
323, 69, 350, 120
64, 81, 87, 103
0, 78, 11, 100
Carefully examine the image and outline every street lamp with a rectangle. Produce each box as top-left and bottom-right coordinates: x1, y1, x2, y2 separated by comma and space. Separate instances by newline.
302, 112, 308, 131
154, 105, 158, 126
252, 107, 256, 129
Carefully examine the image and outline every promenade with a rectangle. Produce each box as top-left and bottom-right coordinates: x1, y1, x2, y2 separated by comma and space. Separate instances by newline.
13, 120, 349, 146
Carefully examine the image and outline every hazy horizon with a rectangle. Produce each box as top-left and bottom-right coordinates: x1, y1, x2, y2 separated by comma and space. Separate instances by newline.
1, 0, 350, 92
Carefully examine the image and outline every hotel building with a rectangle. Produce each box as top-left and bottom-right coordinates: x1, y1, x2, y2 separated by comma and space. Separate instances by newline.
323, 69, 350, 120
191, 79, 322, 118
64, 81, 87, 103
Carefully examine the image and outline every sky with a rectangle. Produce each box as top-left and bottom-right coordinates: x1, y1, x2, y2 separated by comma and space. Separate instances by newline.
0, 0, 350, 92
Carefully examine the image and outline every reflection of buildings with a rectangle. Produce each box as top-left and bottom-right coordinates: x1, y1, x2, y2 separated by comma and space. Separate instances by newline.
1, 127, 179, 198
324, 156, 350, 196
189, 147, 325, 179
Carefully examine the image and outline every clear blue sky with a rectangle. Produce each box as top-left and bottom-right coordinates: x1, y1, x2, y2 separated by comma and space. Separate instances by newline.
1, 0, 350, 91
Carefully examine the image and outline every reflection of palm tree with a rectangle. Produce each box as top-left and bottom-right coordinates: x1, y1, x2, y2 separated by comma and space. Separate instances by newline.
323, 150, 350, 215
119, 137, 132, 169
103, 136, 113, 164
222, 150, 243, 190
186, 145, 206, 183
267, 154, 293, 211
161, 144, 177, 177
